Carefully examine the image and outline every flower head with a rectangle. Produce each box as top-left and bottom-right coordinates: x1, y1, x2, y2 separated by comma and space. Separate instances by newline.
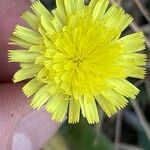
8, 0, 146, 124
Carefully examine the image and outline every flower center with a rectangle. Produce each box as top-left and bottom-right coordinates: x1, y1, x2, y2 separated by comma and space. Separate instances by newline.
73, 56, 83, 64
46, 14, 125, 96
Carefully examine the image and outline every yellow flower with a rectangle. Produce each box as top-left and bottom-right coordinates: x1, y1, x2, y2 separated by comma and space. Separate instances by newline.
8, 0, 146, 124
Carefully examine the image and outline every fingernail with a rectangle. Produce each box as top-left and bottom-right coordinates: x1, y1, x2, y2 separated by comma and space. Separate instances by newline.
12, 109, 60, 150
12, 133, 32, 150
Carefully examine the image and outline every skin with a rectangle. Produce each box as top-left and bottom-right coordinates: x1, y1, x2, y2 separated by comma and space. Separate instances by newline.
0, 0, 60, 150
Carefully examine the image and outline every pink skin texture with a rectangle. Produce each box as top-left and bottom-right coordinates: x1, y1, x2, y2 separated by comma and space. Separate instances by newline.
0, 1, 60, 149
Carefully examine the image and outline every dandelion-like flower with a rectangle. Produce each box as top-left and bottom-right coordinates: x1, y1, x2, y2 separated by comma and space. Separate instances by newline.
8, 0, 146, 124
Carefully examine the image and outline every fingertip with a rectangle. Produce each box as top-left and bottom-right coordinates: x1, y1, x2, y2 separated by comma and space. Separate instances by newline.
0, 0, 30, 82
12, 109, 61, 150
0, 83, 31, 150
12, 133, 32, 150
0, 83, 61, 150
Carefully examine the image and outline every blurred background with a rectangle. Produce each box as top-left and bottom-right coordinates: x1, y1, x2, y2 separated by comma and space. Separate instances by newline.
39, 0, 150, 150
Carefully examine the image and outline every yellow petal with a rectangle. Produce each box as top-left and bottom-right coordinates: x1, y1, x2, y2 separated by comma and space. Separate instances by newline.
55, 0, 66, 21
23, 78, 44, 97
89, 0, 99, 10
76, 0, 84, 10
8, 50, 39, 62
9, 36, 32, 49
125, 67, 146, 79
104, 4, 133, 31
20, 63, 36, 69
107, 78, 139, 99
13, 25, 42, 44
68, 97, 80, 123
79, 97, 86, 117
84, 95, 99, 124
31, 0, 52, 18
29, 45, 44, 54
13, 67, 41, 83
120, 53, 147, 67
119, 32, 145, 53
46, 94, 69, 122
52, 99, 69, 122
64, 0, 76, 15
96, 94, 117, 117
31, 84, 50, 109
101, 89, 128, 110
22, 11, 40, 30
52, 16, 63, 32
41, 14, 56, 35
93, 0, 109, 20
